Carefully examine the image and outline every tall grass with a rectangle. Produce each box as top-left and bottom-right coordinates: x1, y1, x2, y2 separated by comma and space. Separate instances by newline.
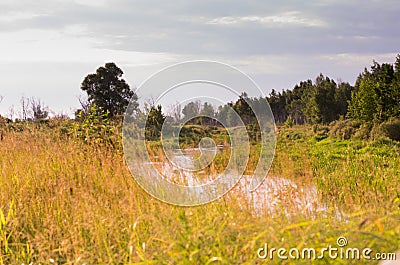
0, 123, 399, 264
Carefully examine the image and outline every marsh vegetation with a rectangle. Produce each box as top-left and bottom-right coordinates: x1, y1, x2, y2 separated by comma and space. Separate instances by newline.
0, 120, 399, 264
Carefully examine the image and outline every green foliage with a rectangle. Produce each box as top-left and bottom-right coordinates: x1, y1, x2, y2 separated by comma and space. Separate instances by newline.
284, 116, 294, 128
267, 55, 399, 126
268, 88, 288, 123
200, 102, 215, 117
232, 92, 256, 125
180, 101, 217, 126
182, 101, 200, 122
309, 136, 400, 211
1, 124, 400, 264
181, 96, 261, 143
199, 102, 216, 126
328, 119, 360, 140
215, 93, 259, 127
328, 117, 400, 142
379, 117, 400, 141
353, 123, 372, 140
268, 75, 354, 125
312, 125, 329, 141
145, 105, 166, 141
81, 62, 138, 118
278, 127, 308, 142
307, 74, 337, 123
72, 104, 119, 147
286, 82, 308, 124
349, 56, 400, 122
348, 74, 378, 121
177, 124, 229, 148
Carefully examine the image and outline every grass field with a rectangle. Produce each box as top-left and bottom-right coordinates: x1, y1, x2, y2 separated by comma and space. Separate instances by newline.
0, 122, 399, 264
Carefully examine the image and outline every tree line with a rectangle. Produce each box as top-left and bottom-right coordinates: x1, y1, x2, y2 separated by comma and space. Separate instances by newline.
1, 55, 399, 130
162, 55, 399, 127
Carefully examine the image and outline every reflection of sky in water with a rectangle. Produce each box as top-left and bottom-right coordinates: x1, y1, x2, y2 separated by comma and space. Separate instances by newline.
142, 149, 342, 219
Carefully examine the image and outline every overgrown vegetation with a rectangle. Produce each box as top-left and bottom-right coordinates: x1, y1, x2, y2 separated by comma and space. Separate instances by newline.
0, 122, 399, 264
0, 56, 399, 264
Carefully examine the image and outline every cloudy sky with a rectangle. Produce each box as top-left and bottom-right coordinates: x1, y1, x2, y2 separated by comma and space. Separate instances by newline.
0, 0, 399, 117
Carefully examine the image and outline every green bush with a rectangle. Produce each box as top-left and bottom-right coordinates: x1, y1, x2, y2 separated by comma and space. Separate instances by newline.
328, 119, 359, 140
312, 125, 329, 141
353, 123, 372, 140
369, 123, 382, 141
379, 118, 400, 141
281, 130, 306, 141
72, 104, 119, 148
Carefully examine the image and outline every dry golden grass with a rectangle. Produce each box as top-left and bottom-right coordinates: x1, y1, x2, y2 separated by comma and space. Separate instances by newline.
0, 124, 399, 264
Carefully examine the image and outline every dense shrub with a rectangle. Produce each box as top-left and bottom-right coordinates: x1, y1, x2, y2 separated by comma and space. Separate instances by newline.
72, 104, 120, 148
379, 118, 400, 141
281, 129, 307, 141
369, 123, 383, 141
353, 123, 372, 140
312, 125, 329, 141
328, 119, 360, 140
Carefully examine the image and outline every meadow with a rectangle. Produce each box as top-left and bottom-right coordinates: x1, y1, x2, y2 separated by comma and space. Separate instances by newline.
0, 121, 399, 264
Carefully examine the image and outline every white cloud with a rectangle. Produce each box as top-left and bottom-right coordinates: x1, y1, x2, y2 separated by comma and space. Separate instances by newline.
321, 52, 398, 66
0, 11, 40, 22
0, 28, 177, 64
0, 0, 399, 116
206, 11, 327, 28
74, 0, 109, 8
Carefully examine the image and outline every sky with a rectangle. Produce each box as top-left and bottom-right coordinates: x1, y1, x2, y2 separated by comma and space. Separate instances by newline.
0, 0, 399, 118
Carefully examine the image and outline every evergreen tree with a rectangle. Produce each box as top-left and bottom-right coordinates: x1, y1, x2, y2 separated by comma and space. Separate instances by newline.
81, 62, 138, 118
145, 105, 165, 141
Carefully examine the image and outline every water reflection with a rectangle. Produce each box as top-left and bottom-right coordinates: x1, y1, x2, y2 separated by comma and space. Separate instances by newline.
233, 176, 322, 217
144, 148, 331, 218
